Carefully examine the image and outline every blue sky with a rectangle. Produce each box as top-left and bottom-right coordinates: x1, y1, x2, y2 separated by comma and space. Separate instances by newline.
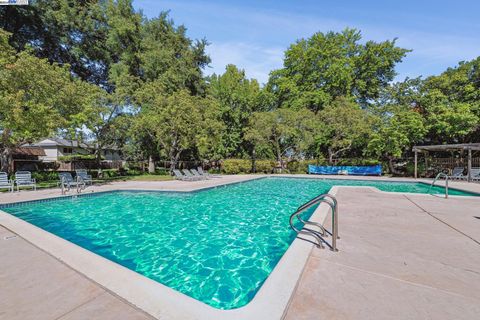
134, 0, 480, 84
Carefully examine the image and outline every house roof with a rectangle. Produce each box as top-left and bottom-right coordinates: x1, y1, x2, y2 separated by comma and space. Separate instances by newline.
26, 138, 120, 151
12, 147, 46, 156
32, 138, 93, 149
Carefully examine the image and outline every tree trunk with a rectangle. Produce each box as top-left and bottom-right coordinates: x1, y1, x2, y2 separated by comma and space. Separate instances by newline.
148, 155, 155, 174
275, 139, 283, 172
0, 147, 13, 174
169, 150, 181, 174
328, 148, 334, 165
387, 156, 401, 176
251, 148, 257, 173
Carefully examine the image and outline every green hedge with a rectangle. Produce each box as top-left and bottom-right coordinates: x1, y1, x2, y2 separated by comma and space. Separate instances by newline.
31, 171, 59, 182
58, 154, 100, 161
222, 159, 252, 174
286, 160, 318, 173
222, 159, 277, 174
255, 160, 276, 173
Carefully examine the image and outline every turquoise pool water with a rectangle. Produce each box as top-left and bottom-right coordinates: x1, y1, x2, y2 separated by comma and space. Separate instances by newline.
2, 177, 477, 309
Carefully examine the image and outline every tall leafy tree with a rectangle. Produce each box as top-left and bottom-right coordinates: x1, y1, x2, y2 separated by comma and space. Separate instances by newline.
367, 108, 426, 173
0, 30, 98, 172
245, 108, 316, 169
139, 12, 210, 95
268, 28, 409, 113
209, 64, 273, 158
315, 98, 373, 163
134, 85, 224, 172
419, 58, 480, 143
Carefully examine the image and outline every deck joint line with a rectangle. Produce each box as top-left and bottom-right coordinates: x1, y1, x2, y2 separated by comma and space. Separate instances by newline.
403, 195, 480, 246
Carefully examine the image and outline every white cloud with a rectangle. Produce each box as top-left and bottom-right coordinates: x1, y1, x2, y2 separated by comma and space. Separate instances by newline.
205, 42, 284, 84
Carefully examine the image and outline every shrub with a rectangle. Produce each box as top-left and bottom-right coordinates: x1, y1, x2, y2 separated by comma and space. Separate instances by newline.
155, 168, 169, 175
286, 160, 318, 173
126, 168, 143, 176
58, 154, 100, 161
101, 169, 119, 178
335, 158, 380, 166
222, 159, 252, 174
254, 160, 276, 173
31, 171, 59, 182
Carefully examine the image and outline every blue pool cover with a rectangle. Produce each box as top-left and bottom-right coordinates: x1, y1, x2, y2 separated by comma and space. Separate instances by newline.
308, 164, 382, 176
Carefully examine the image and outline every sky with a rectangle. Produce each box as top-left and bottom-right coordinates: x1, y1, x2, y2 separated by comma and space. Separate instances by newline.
133, 0, 480, 85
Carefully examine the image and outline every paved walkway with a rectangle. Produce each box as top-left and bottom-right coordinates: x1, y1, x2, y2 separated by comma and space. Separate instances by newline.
0, 225, 153, 320
284, 187, 480, 320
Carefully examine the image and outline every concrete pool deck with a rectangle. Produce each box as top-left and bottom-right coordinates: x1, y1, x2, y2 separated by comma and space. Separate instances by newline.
1, 175, 479, 319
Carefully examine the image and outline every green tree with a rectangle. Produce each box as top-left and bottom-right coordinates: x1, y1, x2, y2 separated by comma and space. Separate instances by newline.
0, 30, 97, 172
209, 65, 272, 158
268, 28, 409, 113
419, 58, 480, 143
139, 13, 210, 95
245, 108, 316, 170
315, 98, 373, 163
134, 87, 223, 172
367, 108, 426, 173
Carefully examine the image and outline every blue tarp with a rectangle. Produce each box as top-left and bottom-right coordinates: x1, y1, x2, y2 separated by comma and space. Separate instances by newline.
308, 164, 382, 176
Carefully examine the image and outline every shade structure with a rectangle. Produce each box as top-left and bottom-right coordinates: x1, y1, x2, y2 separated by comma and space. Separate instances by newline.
412, 143, 480, 181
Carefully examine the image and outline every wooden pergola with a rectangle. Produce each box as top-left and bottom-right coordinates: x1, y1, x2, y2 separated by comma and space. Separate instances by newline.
412, 143, 480, 181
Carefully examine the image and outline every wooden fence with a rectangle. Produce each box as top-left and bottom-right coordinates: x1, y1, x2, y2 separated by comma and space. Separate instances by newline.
428, 157, 480, 169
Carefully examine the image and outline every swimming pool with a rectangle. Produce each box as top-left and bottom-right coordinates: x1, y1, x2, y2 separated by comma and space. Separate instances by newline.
1, 177, 477, 309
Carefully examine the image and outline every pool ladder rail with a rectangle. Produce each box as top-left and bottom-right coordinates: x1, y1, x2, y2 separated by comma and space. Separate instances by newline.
289, 194, 339, 251
430, 172, 449, 199
60, 175, 86, 195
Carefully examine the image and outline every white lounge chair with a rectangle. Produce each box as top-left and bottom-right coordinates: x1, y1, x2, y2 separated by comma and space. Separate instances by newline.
75, 169, 93, 185
14, 171, 36, 191
190, 169, 210, 179
182, 169, 204, 181
173, 169, 196, 181
197, 167, 221, 178
0, 172, 14, 192
470, 167, 480, 181
448, 167, 465, 180
190, 168, 208, 180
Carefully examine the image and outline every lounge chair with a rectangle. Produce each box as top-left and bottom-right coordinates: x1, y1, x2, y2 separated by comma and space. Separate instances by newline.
471, 167, 480, 181
190, 168, 208, 180
173, 169, 196, 181
0, 172, 14, 192
182, 169, 204, 181
197, 167, 221, 178
59, 172, 85, 192
75, 169, 93, 185
14, 171, 36, 191
448, 167, 465, 180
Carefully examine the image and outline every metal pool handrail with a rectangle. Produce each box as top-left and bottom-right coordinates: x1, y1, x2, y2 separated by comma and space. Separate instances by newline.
289, 193, 339, 251
430, 172, 449, 199
60, 175, 86, 195
76, 175, 85, 194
